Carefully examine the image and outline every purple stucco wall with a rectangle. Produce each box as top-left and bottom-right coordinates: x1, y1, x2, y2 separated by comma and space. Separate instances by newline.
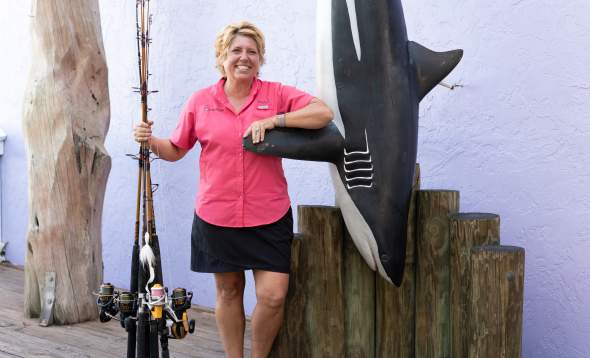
404, 1, 590, 357
0, 1, 588, 357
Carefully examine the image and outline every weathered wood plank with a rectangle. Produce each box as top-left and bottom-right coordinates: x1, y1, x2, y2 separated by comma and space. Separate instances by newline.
415, 190, 460, 358
449, 213, 500, 358
299, 206, 345, 358
376, 163, 420, 358
0, 264, 244, 357
269, 235, 309, 358
273, 205, 378, 358
343, 230, 375, 358
468, 246, 525, 358
0, 321, 117, 358
271, 206, 346, 357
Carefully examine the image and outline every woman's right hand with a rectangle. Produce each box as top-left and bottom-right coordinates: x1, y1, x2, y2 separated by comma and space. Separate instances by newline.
133, 120, 154, 143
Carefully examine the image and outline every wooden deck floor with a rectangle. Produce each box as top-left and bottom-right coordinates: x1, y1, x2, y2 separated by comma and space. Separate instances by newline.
0, 264, 251, 357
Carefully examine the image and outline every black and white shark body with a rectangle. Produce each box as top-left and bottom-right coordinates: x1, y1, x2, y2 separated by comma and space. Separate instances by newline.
244, 0, 462, 286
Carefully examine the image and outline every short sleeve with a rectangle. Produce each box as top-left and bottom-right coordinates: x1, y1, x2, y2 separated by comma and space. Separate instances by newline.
277, 84, 315, 113
170, 95, 198, 149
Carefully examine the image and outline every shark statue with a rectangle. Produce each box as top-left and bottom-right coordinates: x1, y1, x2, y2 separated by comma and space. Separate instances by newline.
244, 0, 463, 286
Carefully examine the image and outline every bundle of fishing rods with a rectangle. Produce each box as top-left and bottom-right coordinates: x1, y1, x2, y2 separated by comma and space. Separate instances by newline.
96, 1, 195, 357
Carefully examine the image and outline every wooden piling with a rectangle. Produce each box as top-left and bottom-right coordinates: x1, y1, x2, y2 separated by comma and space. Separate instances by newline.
343, 231, 375, 358
271, 170, 525, 357
449, 213, 500, 358
376, 164, 420, 358
269, 234, 308, 358
415, 190, 460, 358
468, 245, 525, 358
270, 206, 346, 358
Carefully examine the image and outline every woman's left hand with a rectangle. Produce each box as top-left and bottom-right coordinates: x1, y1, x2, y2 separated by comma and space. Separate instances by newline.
243, 118, 276, 144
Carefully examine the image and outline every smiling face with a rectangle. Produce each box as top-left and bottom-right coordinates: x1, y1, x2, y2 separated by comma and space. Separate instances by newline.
222, 35, 261, 84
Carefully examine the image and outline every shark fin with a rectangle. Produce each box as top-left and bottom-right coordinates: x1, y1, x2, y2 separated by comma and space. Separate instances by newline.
408, 41, 463, 101
243, 122, 344, 163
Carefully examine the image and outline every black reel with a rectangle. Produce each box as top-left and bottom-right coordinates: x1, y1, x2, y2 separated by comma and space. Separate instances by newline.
118, 291, 137, 329
97, 283, 119, 323
169, 288, 196, 339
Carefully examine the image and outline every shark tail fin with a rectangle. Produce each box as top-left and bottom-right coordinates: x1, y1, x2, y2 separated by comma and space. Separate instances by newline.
408, 41, 463, 101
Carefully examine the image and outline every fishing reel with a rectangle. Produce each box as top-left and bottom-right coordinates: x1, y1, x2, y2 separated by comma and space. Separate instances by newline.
118, 291, 137, 330
96, 283, 138, 328
169, 287, 196, 339
96, 283, 120, 323
97, 283, 196, 339
142, 285, 196, 339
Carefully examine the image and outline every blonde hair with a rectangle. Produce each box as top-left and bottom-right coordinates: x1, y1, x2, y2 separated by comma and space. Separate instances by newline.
215, 21, 266, 77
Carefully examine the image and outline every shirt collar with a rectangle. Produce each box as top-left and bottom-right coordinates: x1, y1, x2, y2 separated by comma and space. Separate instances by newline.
212, 77, 261, 114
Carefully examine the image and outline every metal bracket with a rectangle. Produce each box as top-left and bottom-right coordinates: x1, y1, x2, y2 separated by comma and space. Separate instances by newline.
438, 81, 463, 90
39, 271, 56, 327
0, 241, 7, 263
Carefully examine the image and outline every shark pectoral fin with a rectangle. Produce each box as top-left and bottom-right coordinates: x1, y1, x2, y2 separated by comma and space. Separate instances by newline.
408, 41, 463, 101
243, 122, 344, 163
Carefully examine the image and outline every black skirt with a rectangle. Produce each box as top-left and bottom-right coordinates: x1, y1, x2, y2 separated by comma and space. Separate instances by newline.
191, 208, 293, 273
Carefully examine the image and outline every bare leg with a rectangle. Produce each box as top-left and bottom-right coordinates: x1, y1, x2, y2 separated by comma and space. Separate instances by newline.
214, 272, 246, 358
251, 270, 289, 358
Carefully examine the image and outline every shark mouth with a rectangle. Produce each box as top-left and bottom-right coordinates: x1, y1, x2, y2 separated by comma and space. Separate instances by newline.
244, 0, 463, 286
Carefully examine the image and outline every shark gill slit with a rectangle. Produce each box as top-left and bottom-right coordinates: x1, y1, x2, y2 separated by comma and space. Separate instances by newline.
344, 129, 374, 189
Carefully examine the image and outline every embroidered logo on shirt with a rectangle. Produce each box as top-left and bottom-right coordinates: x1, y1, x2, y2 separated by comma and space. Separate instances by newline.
204, 105, 224, 112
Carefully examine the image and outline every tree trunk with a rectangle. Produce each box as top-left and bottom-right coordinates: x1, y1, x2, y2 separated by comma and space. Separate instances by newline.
22, 0, 110, 324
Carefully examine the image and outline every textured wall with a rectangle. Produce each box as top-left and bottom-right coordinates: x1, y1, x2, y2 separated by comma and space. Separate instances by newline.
0, 2, 31, 267
404, 1, 590, 357
1, 1, 589, 357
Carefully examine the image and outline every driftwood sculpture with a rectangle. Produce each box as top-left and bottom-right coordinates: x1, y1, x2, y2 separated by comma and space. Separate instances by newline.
22, 0, 110, 324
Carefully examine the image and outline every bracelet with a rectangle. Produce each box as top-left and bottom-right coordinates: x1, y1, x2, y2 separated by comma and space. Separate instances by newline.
275, 113, 287, 127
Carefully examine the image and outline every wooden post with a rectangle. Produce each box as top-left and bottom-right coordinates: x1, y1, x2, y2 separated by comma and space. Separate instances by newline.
415, 190, 459, 358
22, 0, 110, 324
271, 205, 379, 357
450, 213, 500, 358
270, 206, 346, 357
343, 231, 375, 358
468, 246, 525, 358
270, 234, 309, 358
376, 164, 420, 358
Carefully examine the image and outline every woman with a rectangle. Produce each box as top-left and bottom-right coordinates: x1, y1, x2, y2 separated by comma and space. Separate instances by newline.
134, 21, 333, 358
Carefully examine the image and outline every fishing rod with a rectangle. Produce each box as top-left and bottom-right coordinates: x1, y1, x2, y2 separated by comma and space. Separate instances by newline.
97, 1, 195, 357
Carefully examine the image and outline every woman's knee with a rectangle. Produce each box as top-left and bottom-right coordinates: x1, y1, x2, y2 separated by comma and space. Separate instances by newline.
256, 287, 287, 309
215, 273, 245, 302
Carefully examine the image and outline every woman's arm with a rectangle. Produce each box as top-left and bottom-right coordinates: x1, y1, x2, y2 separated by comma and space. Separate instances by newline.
243, 98, 334, 143
277, 98, 334, 129
133, 121, 189, 162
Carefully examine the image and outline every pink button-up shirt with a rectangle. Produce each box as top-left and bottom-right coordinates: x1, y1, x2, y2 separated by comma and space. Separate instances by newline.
170, 78, 314, 227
